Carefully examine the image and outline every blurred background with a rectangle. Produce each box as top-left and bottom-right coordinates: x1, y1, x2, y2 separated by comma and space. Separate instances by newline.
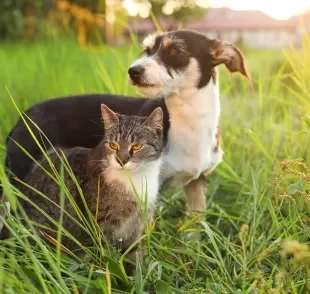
0, 0, 309, 47
0, 0, 310, 150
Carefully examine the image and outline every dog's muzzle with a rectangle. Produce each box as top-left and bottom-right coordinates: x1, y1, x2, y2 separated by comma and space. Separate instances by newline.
128, 65, 145, 85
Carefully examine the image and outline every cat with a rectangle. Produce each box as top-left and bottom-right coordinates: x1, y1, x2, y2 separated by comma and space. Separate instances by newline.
1, 104, 164, 272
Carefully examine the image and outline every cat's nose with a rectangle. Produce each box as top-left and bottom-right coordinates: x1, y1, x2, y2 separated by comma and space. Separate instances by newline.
116, 157, 128, 167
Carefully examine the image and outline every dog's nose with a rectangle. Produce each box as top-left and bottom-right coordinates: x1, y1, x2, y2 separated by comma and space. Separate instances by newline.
128, 66, 144, 79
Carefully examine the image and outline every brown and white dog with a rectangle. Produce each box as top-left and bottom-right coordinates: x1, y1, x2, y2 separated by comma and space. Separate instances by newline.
2, 29, 250, 216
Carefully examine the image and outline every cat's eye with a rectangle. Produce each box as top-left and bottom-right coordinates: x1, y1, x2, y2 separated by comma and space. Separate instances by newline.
132, 144, 143, 151
109, 143, 119, 150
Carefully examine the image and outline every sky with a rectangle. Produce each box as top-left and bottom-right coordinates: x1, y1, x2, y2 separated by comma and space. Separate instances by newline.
209, 0, 310, 19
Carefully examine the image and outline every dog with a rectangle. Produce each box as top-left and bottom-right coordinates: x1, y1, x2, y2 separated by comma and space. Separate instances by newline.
2, 29, 250, 216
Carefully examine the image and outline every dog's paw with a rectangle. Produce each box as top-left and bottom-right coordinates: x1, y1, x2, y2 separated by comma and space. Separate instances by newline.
181, 211, 206, 242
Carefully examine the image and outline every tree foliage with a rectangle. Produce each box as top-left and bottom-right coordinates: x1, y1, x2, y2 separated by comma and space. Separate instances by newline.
0, 0, 58, 39
0, 0, 208, 40
149, 0, 207, 24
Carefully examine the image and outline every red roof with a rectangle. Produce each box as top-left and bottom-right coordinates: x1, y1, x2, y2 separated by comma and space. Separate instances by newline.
185, 8, 310, 31
185, 8, 287, 30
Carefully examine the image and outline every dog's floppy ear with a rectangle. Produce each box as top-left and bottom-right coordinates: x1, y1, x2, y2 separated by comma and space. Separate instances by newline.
209, 39, 251, 81
101, 104, 119, 129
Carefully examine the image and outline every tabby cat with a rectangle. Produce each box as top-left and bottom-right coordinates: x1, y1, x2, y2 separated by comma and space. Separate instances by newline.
2, 104, 164, 272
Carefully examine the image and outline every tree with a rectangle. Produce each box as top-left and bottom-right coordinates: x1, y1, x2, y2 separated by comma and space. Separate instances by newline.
0, 0, 52, 39
127, 0, 208, 24
0, 0, 208, 41
150, 0, 208, 24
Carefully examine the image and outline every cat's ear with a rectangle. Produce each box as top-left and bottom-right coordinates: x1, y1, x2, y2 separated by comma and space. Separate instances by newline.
101, 104, 119, 129
143, 107, 163, 130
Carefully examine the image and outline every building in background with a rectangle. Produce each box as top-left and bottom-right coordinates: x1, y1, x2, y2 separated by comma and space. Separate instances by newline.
128, 7, 310, 48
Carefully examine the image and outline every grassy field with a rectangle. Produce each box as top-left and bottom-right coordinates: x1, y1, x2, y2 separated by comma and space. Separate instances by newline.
0, 36, 310, 293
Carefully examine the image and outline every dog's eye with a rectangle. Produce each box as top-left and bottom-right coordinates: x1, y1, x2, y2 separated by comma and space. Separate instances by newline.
109, 143, 119, 150
144, 47, 151, 55
131, 144, 143, 151
168, 48, 177, 55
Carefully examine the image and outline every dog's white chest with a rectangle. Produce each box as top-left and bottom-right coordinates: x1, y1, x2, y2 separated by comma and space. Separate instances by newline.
161, 81, 223, 187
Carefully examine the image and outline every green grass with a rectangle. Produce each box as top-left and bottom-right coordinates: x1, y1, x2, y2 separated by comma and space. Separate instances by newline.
0, 35, 310, 293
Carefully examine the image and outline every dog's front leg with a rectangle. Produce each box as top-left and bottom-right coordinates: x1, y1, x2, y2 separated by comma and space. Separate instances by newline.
184, 174, 207, 215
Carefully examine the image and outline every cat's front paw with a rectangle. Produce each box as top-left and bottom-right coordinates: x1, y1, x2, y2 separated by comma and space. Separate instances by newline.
185, 231, 201, 241
125, 263, 136, 277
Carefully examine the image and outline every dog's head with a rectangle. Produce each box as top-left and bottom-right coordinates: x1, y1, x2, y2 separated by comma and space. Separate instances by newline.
128, 29, 250, 97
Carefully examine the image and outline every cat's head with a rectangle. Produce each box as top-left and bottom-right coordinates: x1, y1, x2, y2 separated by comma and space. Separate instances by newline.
101, 104, 164, 172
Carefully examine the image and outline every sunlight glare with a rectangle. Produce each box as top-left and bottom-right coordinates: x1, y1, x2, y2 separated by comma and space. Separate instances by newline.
209, 0, 309, 19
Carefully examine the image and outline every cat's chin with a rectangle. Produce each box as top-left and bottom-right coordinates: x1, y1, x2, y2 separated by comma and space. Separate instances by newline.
108, 158, 142, 174
110, 164, 138, 173
123, 165, 144, 175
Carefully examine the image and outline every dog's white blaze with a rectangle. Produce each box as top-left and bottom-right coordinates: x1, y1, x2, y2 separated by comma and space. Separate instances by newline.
161, 60, 223, 187
142, 33, 158, 49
